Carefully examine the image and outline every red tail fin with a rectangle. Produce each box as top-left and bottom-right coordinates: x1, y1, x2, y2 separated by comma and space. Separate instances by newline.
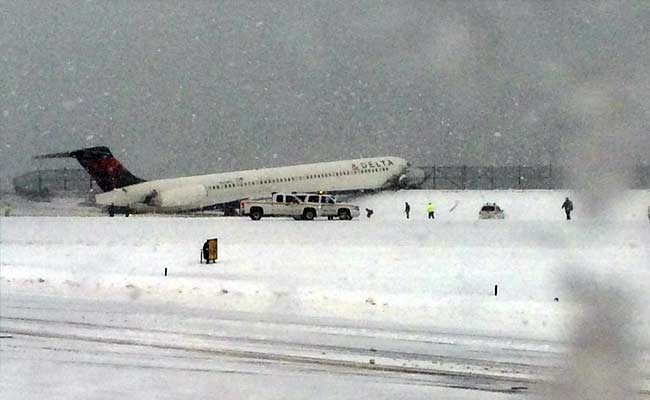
36, 146, 145, 192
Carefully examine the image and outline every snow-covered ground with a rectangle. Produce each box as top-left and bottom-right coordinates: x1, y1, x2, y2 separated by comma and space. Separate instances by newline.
1, 190, 649, 399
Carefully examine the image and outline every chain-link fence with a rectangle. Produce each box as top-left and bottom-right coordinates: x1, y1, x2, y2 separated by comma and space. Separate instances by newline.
11, 165, 650, 198
13, 169, 95, 198
416, 165, 650, 190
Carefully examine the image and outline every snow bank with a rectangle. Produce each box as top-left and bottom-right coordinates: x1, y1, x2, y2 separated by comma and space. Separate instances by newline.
1, 190, 649, 343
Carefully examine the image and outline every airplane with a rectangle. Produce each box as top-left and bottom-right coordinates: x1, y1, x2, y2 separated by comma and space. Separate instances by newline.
36, 146, 425, 215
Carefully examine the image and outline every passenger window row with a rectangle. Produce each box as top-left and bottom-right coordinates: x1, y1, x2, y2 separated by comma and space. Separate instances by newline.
206, 167, 390, 191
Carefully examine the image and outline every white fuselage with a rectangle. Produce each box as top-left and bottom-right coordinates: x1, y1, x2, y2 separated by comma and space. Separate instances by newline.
95, 156, 408, 212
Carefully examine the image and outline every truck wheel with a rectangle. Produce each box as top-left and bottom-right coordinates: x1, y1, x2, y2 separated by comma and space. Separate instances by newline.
250, 208, 263, 220
338, 209, 352, 220
303, 208, 316, 221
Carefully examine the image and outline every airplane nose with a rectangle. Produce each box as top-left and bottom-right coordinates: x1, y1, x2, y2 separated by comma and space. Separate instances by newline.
398, 167, 426, 189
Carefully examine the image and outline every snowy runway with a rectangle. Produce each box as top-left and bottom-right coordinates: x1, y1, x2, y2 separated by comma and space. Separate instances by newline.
2, 292, 551, 399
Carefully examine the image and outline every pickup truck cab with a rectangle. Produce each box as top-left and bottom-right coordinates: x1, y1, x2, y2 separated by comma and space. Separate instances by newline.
241, 193, 360, 221
293, 193, 360, 220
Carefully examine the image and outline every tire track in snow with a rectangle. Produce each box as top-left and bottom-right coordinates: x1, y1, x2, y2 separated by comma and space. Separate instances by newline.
2, 315, 542, 394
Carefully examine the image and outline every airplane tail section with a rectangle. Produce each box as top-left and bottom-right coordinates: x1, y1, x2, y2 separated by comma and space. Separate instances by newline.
35, 146, 145, 192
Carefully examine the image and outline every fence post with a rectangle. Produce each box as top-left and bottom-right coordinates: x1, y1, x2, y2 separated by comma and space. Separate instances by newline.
432, 166, 437, 189
490, 166, 495, 189
461, 166, 467, 189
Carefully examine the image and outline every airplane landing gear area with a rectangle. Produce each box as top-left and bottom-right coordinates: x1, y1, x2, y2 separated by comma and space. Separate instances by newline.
108, 205, 130, 217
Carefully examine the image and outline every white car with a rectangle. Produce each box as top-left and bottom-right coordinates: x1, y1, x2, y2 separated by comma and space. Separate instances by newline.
479, 203, 505, 219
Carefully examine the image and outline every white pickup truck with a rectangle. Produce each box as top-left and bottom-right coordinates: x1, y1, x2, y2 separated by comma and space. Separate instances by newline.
240, 193, 360, 221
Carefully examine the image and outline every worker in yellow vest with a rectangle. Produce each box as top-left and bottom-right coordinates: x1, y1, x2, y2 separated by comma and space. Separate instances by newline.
427, 202, 435, 220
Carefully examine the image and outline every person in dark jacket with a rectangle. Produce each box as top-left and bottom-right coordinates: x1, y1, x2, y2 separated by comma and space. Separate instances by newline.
561, 197, 574, 220
404, 202, 410, 219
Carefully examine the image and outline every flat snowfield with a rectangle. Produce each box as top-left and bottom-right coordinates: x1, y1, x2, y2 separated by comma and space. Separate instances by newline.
1, 190, 649, 399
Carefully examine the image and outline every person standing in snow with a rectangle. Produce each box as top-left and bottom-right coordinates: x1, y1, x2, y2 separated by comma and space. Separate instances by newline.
404, 202, 410, 219
561, 197, 574, 220
427, 202, 435, 220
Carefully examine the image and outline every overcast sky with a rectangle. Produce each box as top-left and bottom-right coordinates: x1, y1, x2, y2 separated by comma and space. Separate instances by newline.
1, 0, 649, 188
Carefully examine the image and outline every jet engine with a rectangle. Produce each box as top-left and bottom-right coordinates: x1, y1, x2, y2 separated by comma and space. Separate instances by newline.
144, 185, 208, 209
398, 166, 426, 189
